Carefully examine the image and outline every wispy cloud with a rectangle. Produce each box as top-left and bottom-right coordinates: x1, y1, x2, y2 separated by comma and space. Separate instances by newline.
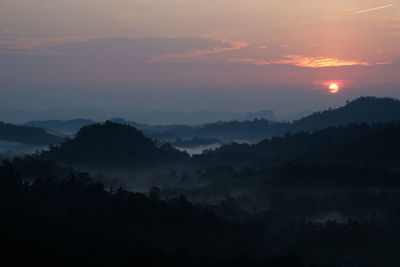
0, 36, 96, 54
234, 55, 389, 68
375, 61, 392, 65
349, 4, 396, 15
148, 39, 249, 63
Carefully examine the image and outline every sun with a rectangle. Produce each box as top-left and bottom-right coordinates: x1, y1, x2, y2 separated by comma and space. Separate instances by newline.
329, 83, 340, 94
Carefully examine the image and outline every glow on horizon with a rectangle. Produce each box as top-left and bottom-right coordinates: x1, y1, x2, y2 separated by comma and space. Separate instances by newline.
0, 0, 399, 110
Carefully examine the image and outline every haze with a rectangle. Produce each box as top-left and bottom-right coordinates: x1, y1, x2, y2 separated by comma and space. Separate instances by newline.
1, 0, 399, 120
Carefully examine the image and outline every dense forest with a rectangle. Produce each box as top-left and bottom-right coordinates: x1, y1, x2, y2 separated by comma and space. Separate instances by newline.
3, 97, 400, 266
203, 122, 400, 168
1, 159, 331, 267
41, 121, 189, 169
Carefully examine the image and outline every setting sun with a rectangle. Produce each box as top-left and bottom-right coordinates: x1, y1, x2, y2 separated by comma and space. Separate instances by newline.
329, 83, 340, 94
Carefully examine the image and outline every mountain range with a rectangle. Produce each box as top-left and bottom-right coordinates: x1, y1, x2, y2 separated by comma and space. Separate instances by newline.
24, 96, 400, 142
5, 96, 400, 147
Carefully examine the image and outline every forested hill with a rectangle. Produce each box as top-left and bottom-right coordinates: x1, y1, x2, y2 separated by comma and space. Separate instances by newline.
162, 119, 288, 141
0, 121, 64, 145
41, 121, 189, 168
207, 122, 400, 167
150, 97, 400, 141
290, 97, 400, 131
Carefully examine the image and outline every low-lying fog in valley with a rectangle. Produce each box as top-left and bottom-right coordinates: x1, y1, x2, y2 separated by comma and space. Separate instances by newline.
0, 140, 48, 158
4, 97, 400, 266
175, 143, 222, 156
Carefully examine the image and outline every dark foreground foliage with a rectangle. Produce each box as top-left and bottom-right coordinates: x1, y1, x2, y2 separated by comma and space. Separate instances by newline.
0, 160, 335, 267
3, 159, 400, 266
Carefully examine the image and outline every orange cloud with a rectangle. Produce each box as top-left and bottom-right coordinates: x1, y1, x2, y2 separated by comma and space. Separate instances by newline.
235, 55, 381, 68
148, 39, 249, 63
375, 61, 392, 65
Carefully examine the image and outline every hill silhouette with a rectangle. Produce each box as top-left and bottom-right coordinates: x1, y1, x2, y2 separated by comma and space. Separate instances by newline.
154, 97, 400, 142
26, 119, 96, 134
206, 122, 400, 167
41, 121, 188, 168
290, 97, 400, 131
0, 121, 64, 145
23, 97, 400, 143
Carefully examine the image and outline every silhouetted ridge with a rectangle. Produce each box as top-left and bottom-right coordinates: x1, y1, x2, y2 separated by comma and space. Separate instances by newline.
41, 121, 188, 168
291, 96, 400, 131
159, 119, 288, 142
25, 119, 96, 134
0, 121, 64, 145
23, 97, 400, 143
208, 122, 400, 167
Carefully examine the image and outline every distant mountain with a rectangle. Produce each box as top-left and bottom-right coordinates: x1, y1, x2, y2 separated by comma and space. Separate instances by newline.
276, 110, 314, 122
238, 110, 276, 121
108, 118, 160, 134
156, 97, 400, 141
3, 108, 278, 125
116, 110, 276, 125
25, 97, 400, 144
187, 97, 400, 141
290, 97, 400, 131
0, 121, 64, 145
163, 119, 288, 141
25, 119, 96, 134
41, 121, 188, 168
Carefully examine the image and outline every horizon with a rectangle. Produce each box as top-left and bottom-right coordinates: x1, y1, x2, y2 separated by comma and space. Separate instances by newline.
1, 0, 399, 115
0, 95, 385, 125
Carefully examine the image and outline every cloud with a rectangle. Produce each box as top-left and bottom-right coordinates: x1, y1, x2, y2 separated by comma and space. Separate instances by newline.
148, 39, 249, 63
375, 61, 392, 65
234, 55, 387, 68
0, 36, 250, 62
0, 36, 96, 54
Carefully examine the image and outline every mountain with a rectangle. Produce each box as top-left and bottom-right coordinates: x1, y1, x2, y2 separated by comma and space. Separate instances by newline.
276, 110, 314, 121
108, 117, 162, 134
205, 122, 400, 167
238, 110, 276, 121
25, 119, 96, 134
115, 110, 276, 125
41, 121, 188, 168
154, 97, 400, 142
290, 97, 400, 131
165, 119, 288, 141
24, 97, 400, 144
0, 121, 64, 145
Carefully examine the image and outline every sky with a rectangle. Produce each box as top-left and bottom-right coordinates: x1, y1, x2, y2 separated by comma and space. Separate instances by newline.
0, 0, 399, 120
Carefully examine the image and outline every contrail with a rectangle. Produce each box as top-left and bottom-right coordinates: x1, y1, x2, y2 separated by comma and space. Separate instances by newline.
350, 4, 396, 15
